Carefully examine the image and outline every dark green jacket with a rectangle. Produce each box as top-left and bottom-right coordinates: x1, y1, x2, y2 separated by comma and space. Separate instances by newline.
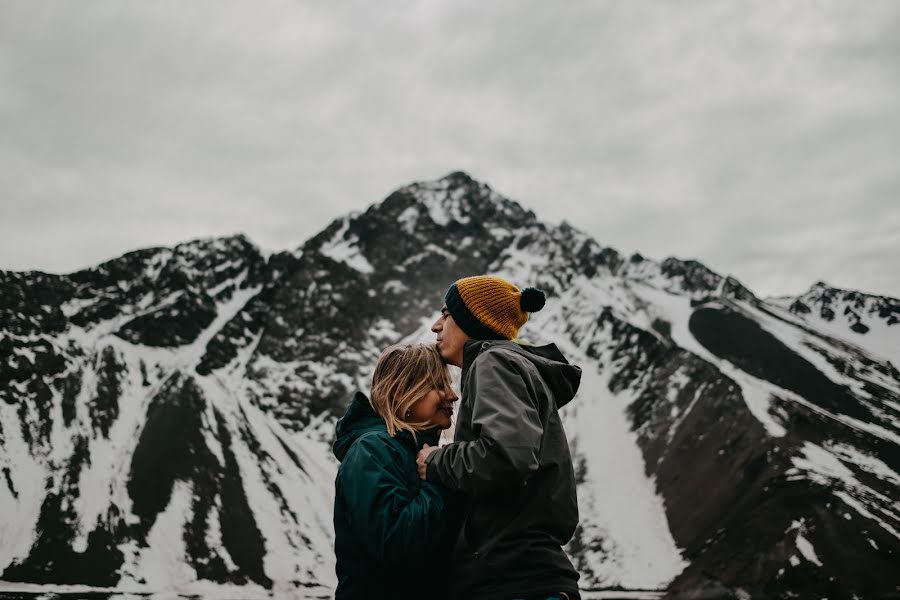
333, 392, 456, 600
425, 340, 582, 600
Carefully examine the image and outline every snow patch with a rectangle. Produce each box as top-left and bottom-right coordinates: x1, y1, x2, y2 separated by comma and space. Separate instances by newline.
397, 206, 420, 233
795, 533, 823, 567
417, 182, 472, 226
319, 219, 374, 274
425, 243, 456, 261
383, 279, 407, 294
367, 318, 400, 343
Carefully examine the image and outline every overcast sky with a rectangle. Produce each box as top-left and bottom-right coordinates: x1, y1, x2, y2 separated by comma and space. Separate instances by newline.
1, 0, 898, 298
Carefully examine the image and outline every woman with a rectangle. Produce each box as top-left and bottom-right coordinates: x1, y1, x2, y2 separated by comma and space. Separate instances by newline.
332, 343, 460, 600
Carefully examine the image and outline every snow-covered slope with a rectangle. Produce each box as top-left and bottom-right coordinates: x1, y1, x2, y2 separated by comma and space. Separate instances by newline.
1, 172, 898, 599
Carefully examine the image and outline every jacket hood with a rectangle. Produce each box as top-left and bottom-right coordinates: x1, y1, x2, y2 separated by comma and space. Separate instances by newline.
333, 392, 384, 462
333, 391, 442, 462
462, 340, 582, 409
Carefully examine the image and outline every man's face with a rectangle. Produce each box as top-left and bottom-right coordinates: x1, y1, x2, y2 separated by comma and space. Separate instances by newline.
431, 306, 471, 368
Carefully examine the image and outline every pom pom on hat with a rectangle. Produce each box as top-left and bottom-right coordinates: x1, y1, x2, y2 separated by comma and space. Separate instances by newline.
520, 287, 545, 312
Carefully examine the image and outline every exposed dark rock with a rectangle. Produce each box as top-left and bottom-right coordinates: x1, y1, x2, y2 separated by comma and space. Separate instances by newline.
850, 321, 870, 334
2, 467, 16, 499
213, 410, 272, 588
55, 370, 81, 427
689, 305, 874, 423
790, 299, 811, 314
651, 317, 673, 340
90, 347, 121, 438
139, 359, 150, 386
126, 374, 272, 587
0, 270, 72, 336
660, 258, 721, 294
115, 290, 217, 347
128, 374, 207, 529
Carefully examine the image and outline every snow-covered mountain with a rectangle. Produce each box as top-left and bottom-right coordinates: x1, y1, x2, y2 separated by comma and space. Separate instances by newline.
1, 172, 898, 599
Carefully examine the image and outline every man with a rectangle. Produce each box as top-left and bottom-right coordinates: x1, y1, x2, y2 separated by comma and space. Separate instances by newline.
416, 275, 583, 600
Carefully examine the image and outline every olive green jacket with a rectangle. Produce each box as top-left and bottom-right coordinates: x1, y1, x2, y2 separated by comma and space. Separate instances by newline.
425, 339, 582, 599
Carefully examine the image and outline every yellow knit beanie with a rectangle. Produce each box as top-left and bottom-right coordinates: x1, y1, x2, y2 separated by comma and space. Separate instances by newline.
444, 275, 546, 340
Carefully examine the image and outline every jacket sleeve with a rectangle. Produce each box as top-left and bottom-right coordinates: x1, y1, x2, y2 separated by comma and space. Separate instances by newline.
425, 350, 544, 496
340, 433, 447, 566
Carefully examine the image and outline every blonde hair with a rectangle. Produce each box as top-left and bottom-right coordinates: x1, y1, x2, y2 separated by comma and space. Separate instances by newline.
370, 343, 452, 437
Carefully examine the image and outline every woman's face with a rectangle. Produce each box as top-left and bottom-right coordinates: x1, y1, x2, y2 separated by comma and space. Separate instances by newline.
408, 385, 459, 430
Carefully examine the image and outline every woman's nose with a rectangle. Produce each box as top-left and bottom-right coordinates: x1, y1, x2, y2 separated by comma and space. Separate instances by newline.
445, 388, 459, 403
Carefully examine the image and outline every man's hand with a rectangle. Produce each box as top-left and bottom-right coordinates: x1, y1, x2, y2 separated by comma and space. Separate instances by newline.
417, 444, 438, 480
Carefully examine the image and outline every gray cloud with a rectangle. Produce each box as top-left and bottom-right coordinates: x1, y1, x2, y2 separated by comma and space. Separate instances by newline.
1, 0, 898, 297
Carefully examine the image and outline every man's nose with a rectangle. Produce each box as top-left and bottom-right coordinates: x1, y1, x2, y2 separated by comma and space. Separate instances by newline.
431, 317, 442, 332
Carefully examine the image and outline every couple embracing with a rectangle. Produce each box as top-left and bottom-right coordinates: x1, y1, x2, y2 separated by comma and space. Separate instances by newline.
333, 275, 583, 600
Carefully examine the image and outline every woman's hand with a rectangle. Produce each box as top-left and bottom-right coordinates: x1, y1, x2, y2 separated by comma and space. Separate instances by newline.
417, 443, 439, 480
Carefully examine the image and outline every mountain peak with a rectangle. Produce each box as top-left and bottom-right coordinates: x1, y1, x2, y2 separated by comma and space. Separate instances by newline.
438, 169, 478, 185
784, 278, 900, 354
387, 171, 533, 229
171, 233, 259, 258
805, 280, 838, 296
